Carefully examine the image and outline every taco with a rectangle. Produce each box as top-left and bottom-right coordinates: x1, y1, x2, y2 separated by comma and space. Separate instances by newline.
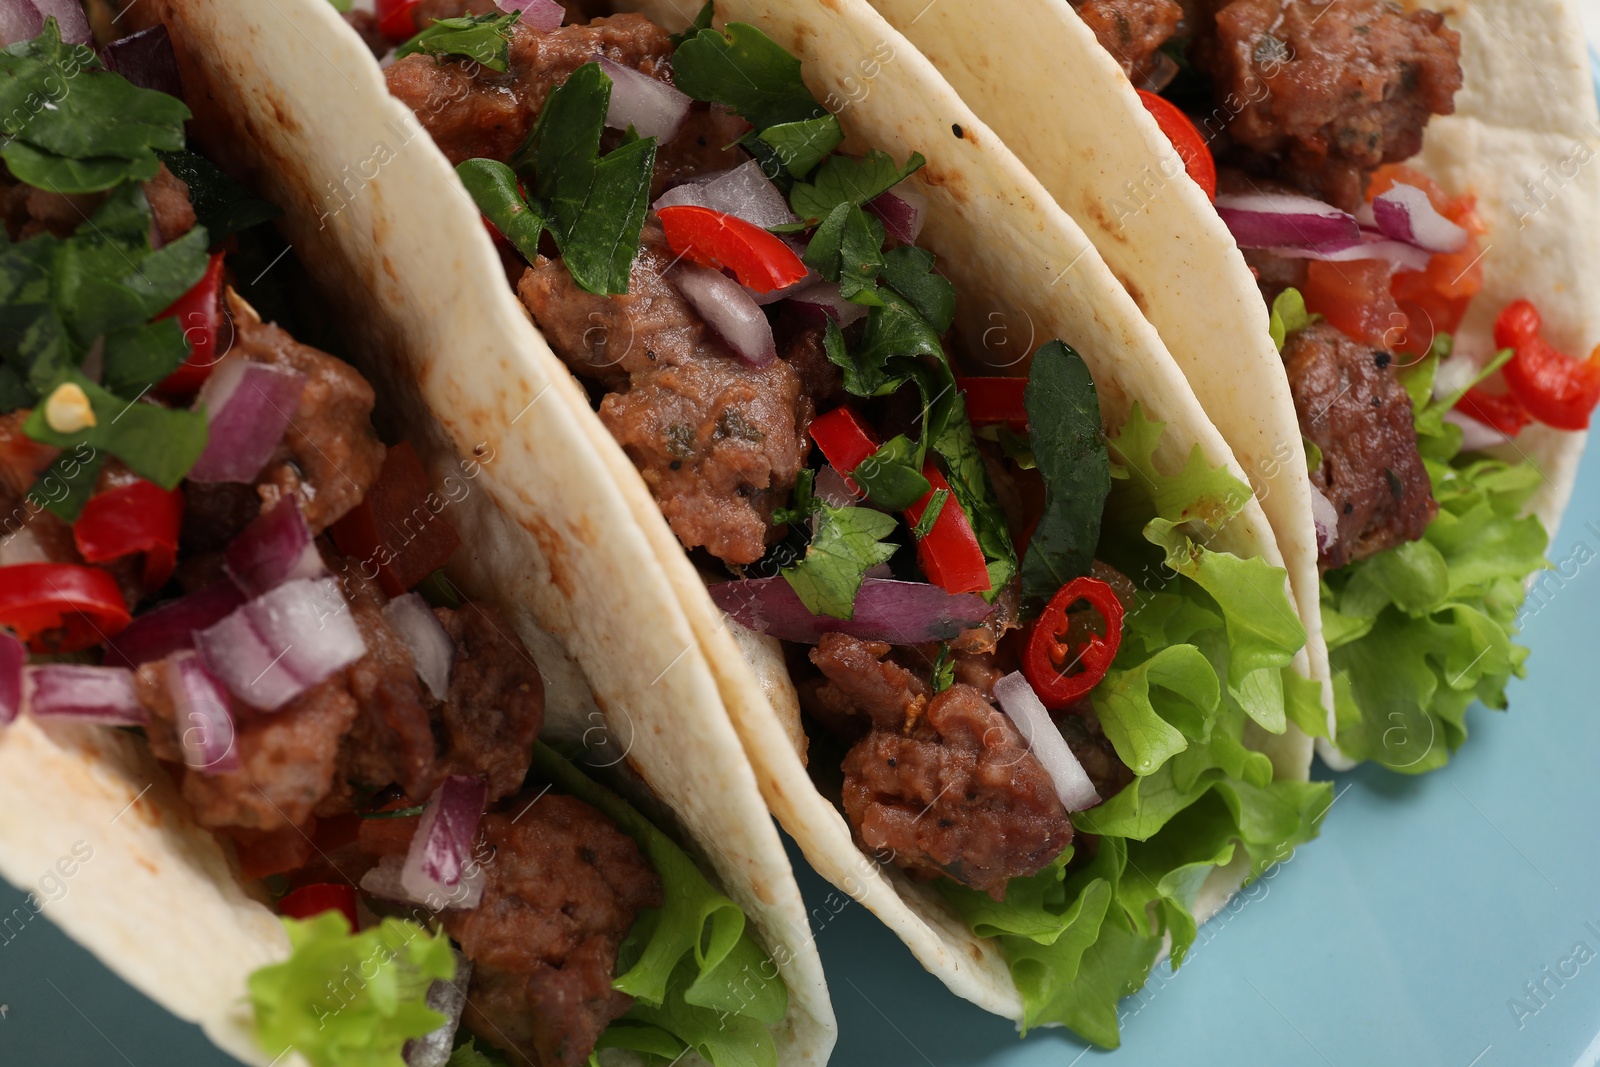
321, 0, 1333, 1046
0, 6, 835, 1067
872, 0, 1598, 771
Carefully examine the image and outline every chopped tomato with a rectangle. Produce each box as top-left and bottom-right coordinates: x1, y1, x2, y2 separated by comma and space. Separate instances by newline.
0, 563, 130, 653
1494, 299, 1600, 431
1022, 577, 1124, 709
1369, 165, 1486, 357
1136, 90, 1217, 201
330, 442, 462, 598
278, 884, 360, 930
956, 376, 1028, 431
1301, 259, 1404, 350
657, 205, 809, 292
156, 253, 228, 396
230, 825, 316, 882
74, 480, 184, 589
376, 0, 423, 41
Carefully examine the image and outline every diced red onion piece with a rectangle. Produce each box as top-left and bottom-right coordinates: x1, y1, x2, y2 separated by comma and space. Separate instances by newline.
403, 951, 474, 1067
594, 54, 689, 143
188, 360, 308, 483
195, 578, 366, 711
673, 264, 776, 367
0, 2, 42, 48
164, 652, 239, 775
813, 465, 865, 509
654, 160, 798, 229
1444, 408, 1513, 451
31, 0, 88, 43
495, 0, 563, 30
102, 582, 246, 668
992, 672, 1099, 811
402, 776, 489, 908
1371, 183, 1468, 254
1309, 489, 1340, 556
1214, 193, 1361, 250
785, 278, 868, 327
101, 25, 183, 99
866, 185, 926, 245
1266, 238, 1432, 272
225, 497, 327, 597
359, 853, 486, 912
0, 630, 23, 725
382, 593, 453, 700
26, 665, 146, 726
710, 576, 992, 645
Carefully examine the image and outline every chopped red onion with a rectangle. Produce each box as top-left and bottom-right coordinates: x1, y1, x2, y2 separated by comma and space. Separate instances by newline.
594, 54, 689, 143
0, 630, 23, 725
992, 672, 1099, 811
225, 498, 327, 597
0, 2, 41, 49
403, 951, 474, 1067
813, 465, 865, 508
1371, 183, 1468, 254
495, 0, 563, 30
1445, 408, 1513, 451
359, 853, 485, 912
188, 360, 308, 483
673, 264, 776, 367
710, 576, 992, 644
164, 652, 239, 775
30, 1, 88, 44
654, 160, 798, 229
401, 776, 489, 909
785, 278, 868, 327
866, 185, 926, 245
1309, 489, 1340, 556
25, 665, 146, 726
101, 25, 183, 99
195, 577, 366, 711
1267, 238, 1432, 272
102, 582, 246, 669
382, 593, 453, 700
1214, 192, 1361, 250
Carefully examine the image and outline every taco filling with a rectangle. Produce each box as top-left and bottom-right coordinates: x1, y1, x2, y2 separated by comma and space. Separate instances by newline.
374, 0, 1332, 1045
0, 13, 787, 1067
1075, 0, 1576, 771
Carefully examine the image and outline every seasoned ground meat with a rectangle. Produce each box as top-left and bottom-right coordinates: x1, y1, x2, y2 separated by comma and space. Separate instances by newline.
2, 164, 195, 243
776, 313, 843, 405
1283, 322, 1435, 569
435, 603, 545, 795
144, 165, 198, 245
444, 793, 662, 1067
227, 293, 386, 533
180, 482, 262, 553
1241, 247, 1308, 306
651, 104, 752, 197
1074, 0, 1183, 85
1192, 0, 1462, 209
520, 226, 809, 565
813, 634, 1075, 899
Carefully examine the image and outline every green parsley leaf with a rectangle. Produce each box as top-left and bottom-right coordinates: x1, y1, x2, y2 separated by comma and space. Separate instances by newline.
802, 204, 884, 305
930, 643, 955, 693
24, 373, 208, 491
671, 21, 826, 130
753, 114, 844, 180
854, 433, 931, 510
782, 503, 898, 618
1267, 287, 1319, 351
457, 158, 545, 262
845, 288, 944, 393
395, 12, 520, 72
26, 442, 104, 521
669, 2, 716, 48
789, 150, 925, 225
101, 318, 190, 397
159, 149, 282, 242
880, 245, 955, 333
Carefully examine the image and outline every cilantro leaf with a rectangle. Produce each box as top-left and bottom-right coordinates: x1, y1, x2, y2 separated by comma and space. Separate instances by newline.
671, 22, 826, 130
24, 373, 208, 491
457, 158, 545, 262
880, 245, 955, 333
802, 204, 883, 305
26, 443, 104, 521
844, 288, 944, 393
395, 12, 520, 72
668, 2, 716, 49
101, 318, 190, 396
753, 114, 844, 179
159, 149, 282, 242
781, 503, 898, 618
853, 433, 930, 510
789, 150, 925, 225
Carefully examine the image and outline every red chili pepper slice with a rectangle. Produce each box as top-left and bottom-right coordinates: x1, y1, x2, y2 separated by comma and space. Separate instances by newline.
1135, 90, 1217, 202
657, 205, 809, 293
1457, 386, 1531, 436
74, 480, 184, 589
905, 463, 991, 595
956, 376, 1028, 431
0, 562, 131, 653
278, 883, 360, 930
376, 0, 423, 41
1493, 299, 1600, 432
330, 442, 462, 598
156, 252, 228, 397
1022, 576, 1124, 710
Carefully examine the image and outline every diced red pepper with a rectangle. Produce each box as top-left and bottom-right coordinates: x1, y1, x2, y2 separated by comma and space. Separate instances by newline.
0, 563, 131, 654
956, 376, 1028, 431
278, 883, 360, 931
1022, 576, 1124, 709
1494, 299, 1600, 431
809, 406, 880, 473
1457, 387, 1531, 436
1136, 90, 1217, 201
156, 253, 228, 396
657, 205, 809, 293
376, 0, 423, 41
330, 442, 462, 598
74, 480, 184, 589
905, 463, 991, 595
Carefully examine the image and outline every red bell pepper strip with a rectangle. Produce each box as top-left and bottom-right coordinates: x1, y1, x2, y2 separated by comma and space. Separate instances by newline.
1023, 576, 1124, 709
376, 0, 423, 41
1494, 299, 1600, 432
809, 406, 880, 474
156, 252, 228, 397
73, 480, 184, 590
1457, 387, 1531, 436
0, 563, 131, 654
956, 376, 1028, 431
278, 883, 360, 930
1136, 90, 1217, 202
330, 442, 462, 598
657, 205, 809, 293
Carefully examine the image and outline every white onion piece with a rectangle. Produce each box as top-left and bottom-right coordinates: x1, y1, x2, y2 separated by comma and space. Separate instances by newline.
1266, 238, 1432, 273
383, 593, 454, 700
992, 672, 1100, 811
496, 0, 563, 30
402, 776, 489, 909
188, 359, 308, 483
196, 577, 366, 710
26, 665, 146, 726
594, 54, 689, 143
403, 951, 474, 1067
1214, 192, 1360, 250
1445, 408, 1514, 451
866, 185, 926, 245
654, 160, 798, 229
0, 631, 25, 725
31, 1, 88, 43
225, 497, 327, 597
1372, 183, 1468, 254
1309, 489, 1340, 556
673, 264, 776, 366
165, 652, 239, 775
785, 278, 869, 327
0, 2, 42, 47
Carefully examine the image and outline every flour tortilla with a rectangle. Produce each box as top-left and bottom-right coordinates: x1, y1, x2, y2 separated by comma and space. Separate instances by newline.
866, 0, 1600, 752
0, 4, 836, 1063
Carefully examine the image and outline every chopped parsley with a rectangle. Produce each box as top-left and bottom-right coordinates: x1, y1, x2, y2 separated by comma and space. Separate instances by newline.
672, 21, 827, 130
802, 204, 885, 305
159, 149, 281, 242
788, 150, 926, 225
782, 503, 899, 618
395, 12, 521, 73
456, 158, 545, 263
